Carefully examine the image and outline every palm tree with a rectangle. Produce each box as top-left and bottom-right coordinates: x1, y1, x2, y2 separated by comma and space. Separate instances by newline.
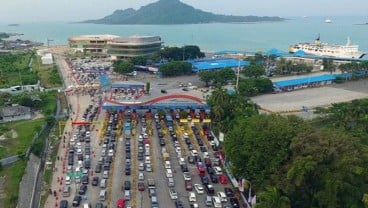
255, 186, 291, 208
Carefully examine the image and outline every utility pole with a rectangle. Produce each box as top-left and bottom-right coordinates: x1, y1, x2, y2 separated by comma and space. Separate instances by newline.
236, 55, 241, 91
47, 39, 54, 48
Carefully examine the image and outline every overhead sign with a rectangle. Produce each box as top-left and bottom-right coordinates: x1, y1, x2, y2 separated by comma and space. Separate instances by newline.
203, 119, 211, 123
180, 119, 188, 123
192, 119, 200, 123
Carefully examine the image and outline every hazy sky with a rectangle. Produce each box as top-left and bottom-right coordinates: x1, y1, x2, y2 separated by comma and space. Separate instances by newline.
1, 0, 367, 22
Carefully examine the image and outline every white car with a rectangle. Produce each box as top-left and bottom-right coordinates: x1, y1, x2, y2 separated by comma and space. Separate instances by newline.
139, 163, 145, 171
166, 169, 173, 178
108, 149, 114, 157
217, 191, 227, 202
65, 176, 71, 185
212, 196, 222, 208
214, 166, 222, 176
145, 156, 151, 164
194, 184, 204, 194
138, 172, 144, 181
188, 191, 196, 202
183, 172, 191, 181
190, 150, 198, 157
165, 161, 171, 169
146, 164, 152, 172
169, 188, 178, 200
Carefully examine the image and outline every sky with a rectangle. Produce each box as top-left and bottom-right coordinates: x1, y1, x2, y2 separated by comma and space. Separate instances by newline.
0, 0, 367, 22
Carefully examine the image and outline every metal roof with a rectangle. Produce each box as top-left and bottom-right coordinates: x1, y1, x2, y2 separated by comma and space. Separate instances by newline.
189, 58, 250, 72
274, 74, 336, 88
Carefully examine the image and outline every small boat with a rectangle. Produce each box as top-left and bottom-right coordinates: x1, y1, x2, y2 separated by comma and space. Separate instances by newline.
325, 19, 332, 23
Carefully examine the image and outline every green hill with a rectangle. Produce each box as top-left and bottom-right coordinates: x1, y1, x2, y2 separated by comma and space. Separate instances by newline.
83, 0, 284, 24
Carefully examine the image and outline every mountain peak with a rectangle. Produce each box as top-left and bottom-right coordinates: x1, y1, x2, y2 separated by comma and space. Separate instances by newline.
83, 0, 284, 24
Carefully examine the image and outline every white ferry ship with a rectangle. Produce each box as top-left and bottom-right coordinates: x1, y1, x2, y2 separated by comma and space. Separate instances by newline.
289, 36, 363, 59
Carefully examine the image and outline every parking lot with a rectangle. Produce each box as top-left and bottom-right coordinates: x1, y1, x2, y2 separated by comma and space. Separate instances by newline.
47, 54, 242, 208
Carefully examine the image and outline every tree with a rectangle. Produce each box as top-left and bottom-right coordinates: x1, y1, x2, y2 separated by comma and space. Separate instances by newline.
198, 70, 216, 87
215, 68, 235, 85
322, 58, 335, 74
284, 128, 368, 208
158, 61, 192, 77
113, 60, 135, 74
129, 56, 147, 65
224, 114, 306, 187
182, 45, 205, 60
256, 187, 291, 208
145, 82, 151, 94
243, 64, 265, 78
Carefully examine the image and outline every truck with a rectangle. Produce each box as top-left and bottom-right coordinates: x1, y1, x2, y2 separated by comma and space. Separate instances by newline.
163, 152, 170, 161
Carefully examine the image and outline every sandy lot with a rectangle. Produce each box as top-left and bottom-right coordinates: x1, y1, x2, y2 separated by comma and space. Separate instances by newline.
252, 79, 368, 112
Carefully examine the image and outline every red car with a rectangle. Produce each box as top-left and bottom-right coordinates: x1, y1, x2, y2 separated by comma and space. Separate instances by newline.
220, 175, 228, 184
116, 198, 125, 208
138, 182, 145, 191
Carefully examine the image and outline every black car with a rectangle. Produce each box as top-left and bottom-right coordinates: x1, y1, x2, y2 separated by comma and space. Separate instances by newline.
95, 202, 105, 208
92, 176, 99, 186
200, 146, 207, 152
180, 164, 188, 172
78, 184, 87, 195
224, 188, 234, 198
159, 139, 165, 146
72, 195, 82, 207
210, 174, 218, 183
207, 166, 214, 175
126, 153, 131, 160
175, 200, 184, 208
230, 197, 240, 208
125, 166, 131, 175
60, 200, 68, 208
84, 159, 91, 169
187, 156, 195, 164
201, 176, 209, 185
124, 180, 131, 190
185, 138, 191, 144
81, 175, 89, 184
161, 89, 167, 94
95, 164, 102, 173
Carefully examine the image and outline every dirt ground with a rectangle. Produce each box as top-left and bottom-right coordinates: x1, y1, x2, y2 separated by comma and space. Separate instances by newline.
252, 79, 368, 112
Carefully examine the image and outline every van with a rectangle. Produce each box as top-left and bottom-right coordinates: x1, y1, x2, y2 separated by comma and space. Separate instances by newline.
168, 177, 174, 187
100, 179, 107, 188
205, 195, 212, 206
99, 190, 107, 201
212, 196, 222, 208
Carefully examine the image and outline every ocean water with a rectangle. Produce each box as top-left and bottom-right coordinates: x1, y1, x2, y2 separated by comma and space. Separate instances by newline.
0, 16, 367, 52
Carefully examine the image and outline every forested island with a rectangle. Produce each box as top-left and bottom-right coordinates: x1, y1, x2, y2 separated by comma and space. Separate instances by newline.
83, 0, 284, 25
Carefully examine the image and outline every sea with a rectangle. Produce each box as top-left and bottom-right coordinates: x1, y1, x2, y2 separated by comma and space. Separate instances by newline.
0, 16, 367, 53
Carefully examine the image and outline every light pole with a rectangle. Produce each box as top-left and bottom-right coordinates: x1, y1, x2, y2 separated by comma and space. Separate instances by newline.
235, 55, 241, 90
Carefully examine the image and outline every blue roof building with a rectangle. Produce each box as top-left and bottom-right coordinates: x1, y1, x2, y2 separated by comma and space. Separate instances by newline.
188, 58, 250, 72
274, 74, 336, 88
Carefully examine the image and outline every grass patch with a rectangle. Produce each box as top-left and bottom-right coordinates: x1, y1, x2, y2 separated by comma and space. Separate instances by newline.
32, 55, 62, 88
0, 146, 7, 159
0, 118, 45, 158
0, 159, 27, 208
0, 52, 38, 88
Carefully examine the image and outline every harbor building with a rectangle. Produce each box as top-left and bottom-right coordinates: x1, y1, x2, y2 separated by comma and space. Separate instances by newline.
68, 34, 163, 59
107, 36, 163, 60
68, 34, 120, 53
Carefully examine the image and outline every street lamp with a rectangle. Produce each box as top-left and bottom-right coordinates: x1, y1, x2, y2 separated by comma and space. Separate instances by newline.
235, 54, 241, 91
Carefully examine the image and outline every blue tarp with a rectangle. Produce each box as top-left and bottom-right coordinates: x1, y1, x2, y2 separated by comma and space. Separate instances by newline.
274, 74, 336, 88
189, 58, 250, 72
99, 74, 111, 87
111, 83, 144, 88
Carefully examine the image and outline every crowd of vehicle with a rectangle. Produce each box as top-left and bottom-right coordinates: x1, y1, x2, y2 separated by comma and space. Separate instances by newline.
56, 105, 241, 208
